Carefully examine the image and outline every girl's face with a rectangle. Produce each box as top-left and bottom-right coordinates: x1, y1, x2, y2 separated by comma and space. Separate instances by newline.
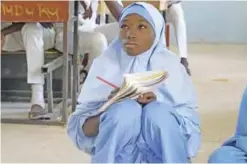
119, 14, 155, 56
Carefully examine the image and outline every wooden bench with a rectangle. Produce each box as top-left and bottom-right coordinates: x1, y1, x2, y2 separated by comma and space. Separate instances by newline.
1, 49, 69, 73
1, 49, 61, 55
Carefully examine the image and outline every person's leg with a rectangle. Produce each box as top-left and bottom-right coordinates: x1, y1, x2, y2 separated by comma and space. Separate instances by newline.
141, 101, 188, 163
208, 146, 247, 163
21, 23, 55, 117
94, 22, 120, 44
166, 2, 188, 59
2, 28, 25, 52
78, 31, 108, 72
82, 22, 120, 71
92, 99, 142, 163
55, 29, 107, 72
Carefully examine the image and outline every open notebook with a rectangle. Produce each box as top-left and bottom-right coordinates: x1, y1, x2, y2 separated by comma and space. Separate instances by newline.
98, 71, 168, 113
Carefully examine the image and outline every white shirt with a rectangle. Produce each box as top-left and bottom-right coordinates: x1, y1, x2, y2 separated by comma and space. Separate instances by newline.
55, 1, 98, 32
77, 0, 123, 29
1, 22, 12, 30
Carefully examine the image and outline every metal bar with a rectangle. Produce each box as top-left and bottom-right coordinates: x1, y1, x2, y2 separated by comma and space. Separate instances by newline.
61, 22, 69, 123
47, 72, 54, 113
105, 14, 109, 24
162, 10, 170, 48
1, 51, 25, 55
100, 0, 106, 24
166, 24, 170, 48
77, 64, 81, 92
42, 56, 64, 74
2, 50, 61, 56
72, 0, 79, 112
68, 60, 72, 99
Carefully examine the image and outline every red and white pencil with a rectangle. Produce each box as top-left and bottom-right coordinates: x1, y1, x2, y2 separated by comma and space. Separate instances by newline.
96, 76, 118, 89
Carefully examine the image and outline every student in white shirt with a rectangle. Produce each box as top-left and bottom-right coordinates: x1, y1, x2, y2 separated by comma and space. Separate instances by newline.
1, 1, 121, 119
1, 22, 56, 119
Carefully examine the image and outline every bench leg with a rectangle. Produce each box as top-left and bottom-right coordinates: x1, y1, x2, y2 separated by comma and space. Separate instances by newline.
46, 72, 54, 113
162, 10, 170, 48
166, 24, 170, 48
61, 22, 69, 123
68, 60, 72, 99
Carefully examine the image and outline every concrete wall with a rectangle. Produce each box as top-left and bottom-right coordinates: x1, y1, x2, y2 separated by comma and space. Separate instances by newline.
170, 1, 247, 44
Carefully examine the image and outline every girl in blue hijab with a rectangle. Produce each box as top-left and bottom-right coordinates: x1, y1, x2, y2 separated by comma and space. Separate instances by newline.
67, 2, 201, 163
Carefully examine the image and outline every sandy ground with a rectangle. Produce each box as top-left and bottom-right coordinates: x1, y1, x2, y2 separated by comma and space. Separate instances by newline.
1, 44, 247, 163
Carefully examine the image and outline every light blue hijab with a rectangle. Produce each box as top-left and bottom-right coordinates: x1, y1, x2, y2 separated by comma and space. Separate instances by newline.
77, 2, 200, 157
78, 2, 185, 102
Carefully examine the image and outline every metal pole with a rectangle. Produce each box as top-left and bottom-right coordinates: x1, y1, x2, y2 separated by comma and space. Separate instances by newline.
100, 0, 106, 24
61, 21, 69, 123
47, 72, 54, 113
72, 0, 79, 112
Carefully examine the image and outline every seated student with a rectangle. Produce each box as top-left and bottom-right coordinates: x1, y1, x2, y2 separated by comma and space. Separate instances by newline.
208, 86, 247, 163
1, 1, 107, 119
67, 2, 201, 163
1, 22, 56, 118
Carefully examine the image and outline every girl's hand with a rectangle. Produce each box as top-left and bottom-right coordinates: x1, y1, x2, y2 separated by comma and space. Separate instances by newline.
108, 88, 120, 100
137, 92, 156, 105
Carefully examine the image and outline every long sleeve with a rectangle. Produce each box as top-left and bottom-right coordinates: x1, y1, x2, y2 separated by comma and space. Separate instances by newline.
67, 101, 104, 154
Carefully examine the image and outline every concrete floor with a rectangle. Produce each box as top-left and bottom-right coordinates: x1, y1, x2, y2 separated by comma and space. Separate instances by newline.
1, 44, 247, 163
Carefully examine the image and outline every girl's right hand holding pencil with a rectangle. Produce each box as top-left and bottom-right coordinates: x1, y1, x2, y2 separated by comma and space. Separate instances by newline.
108, 88, 120, 100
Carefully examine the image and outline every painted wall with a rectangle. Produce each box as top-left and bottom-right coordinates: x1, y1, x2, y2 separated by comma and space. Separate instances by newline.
170, 1, 247, 44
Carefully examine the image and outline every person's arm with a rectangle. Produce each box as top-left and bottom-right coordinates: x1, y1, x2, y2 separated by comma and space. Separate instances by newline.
1, 23, 25, 48
82, 115, 100, 137
1, 23, 25, 36
167, 3, 191, 75
80, 0, 87, 10
79, 0, 93, 19
104, 1, 124, 21
67, 101, 104, 150
1, 22, 53, 35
